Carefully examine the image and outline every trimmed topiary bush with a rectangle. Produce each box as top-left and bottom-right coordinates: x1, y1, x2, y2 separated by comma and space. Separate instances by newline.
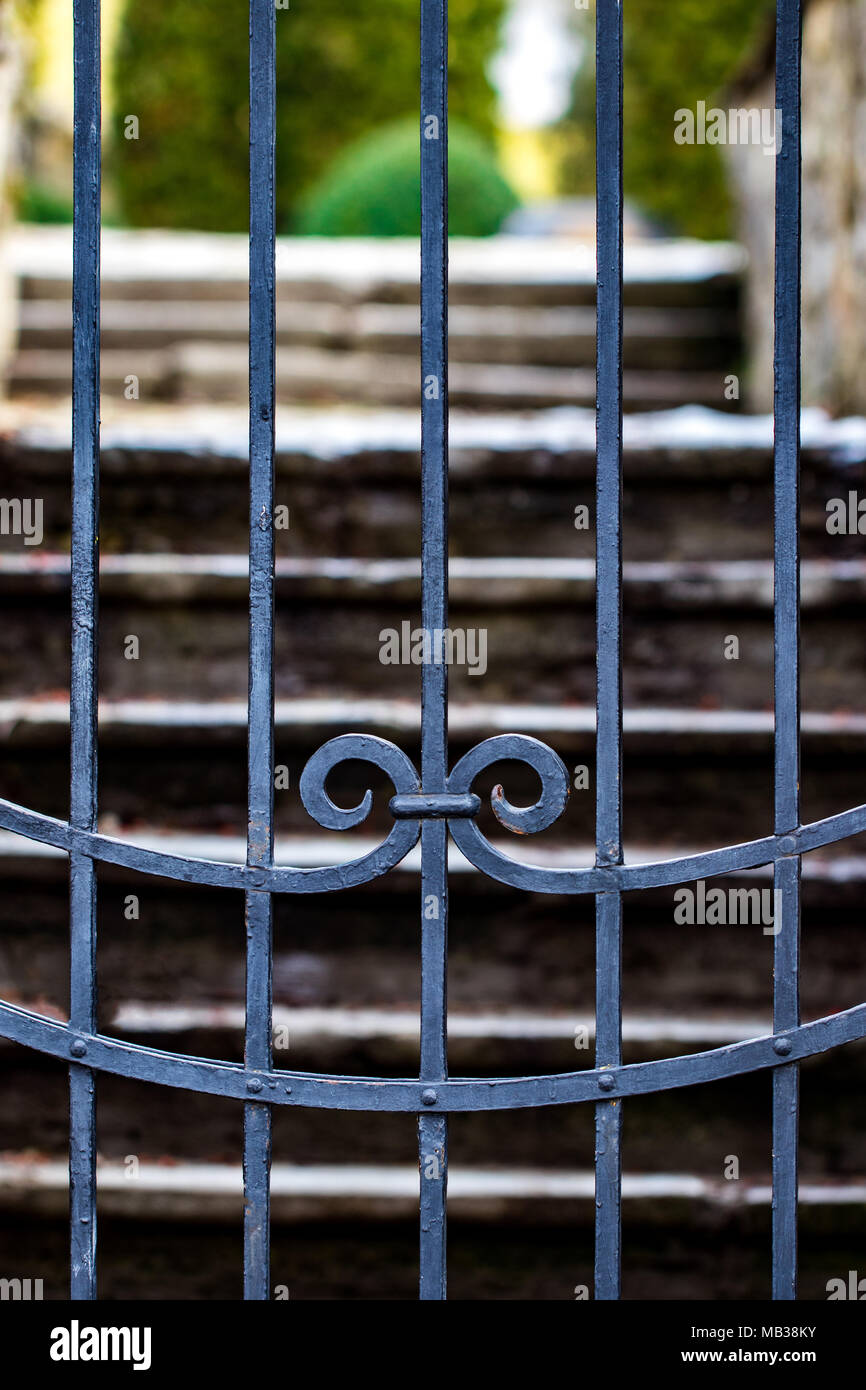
295, 117, 519, 236
112, 0, 506, 232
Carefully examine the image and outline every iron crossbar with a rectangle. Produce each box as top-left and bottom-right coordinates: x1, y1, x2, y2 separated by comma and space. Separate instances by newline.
1, 0, 864, 1300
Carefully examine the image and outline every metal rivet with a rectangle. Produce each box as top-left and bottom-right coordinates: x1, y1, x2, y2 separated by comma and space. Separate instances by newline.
773, 1037, 792, 1057
70, 1038, 87, 1058
598, 1073, 616, 1092
284, 1086, 292, 1096
778, 835, 797, 855
247, 1077, 263, 1094
421, 1088, 438, 1106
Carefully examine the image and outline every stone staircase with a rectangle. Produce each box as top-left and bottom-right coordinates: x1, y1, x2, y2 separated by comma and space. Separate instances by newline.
0, 231, 865, 1298
9, 226, 743, 411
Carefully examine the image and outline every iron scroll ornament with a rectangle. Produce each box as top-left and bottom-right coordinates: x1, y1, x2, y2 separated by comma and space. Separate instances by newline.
1, 728, 865, 1111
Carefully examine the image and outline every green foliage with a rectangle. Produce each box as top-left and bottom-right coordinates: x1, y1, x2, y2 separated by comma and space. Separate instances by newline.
112, 0, 506, 232
15, 181, 73, 224
558, 0, 775, 238
296, 118, 519, 236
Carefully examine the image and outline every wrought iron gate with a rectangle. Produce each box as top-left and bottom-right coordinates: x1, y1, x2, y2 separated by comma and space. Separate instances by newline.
1, 0, 865, 1301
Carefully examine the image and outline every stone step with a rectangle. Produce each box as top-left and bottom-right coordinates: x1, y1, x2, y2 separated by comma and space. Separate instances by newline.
1, 553, 865, 707
10, 828, 866, 879
11, 225, 744, 308
1, 974, 865, 1211
1, 1201, 852, 1301
14, 998, 863, 1096
1, 994, 864, 1175
7, 229, 742, 410
17, 298, 739, 371
1, 1150, 861, 1298
5, 551, 866, 605
10, 343, 735, 412
104, 1001, 780, 1047
4, 694, 866, 750
1, 697, 864, 849
1, 1156, 862, 1228
0, 1202, 852, 1299
1, 403, 862, 559
0, 830, 863, 1018
0, 1000, 798, 1080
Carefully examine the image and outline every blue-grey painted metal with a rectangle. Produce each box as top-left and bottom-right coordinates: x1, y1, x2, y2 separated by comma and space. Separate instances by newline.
772, 0, 802, 1302
418, 0, 449, 1301
594, 0, 624, 1303
2, 998, 864, 1110
5, 787, 866, 893
2, 0, 859, 1301
244, 0, 277, 1301
69, 0, 100, 1302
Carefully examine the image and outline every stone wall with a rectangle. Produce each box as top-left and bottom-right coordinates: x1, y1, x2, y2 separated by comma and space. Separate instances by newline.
726, 0, 866, 415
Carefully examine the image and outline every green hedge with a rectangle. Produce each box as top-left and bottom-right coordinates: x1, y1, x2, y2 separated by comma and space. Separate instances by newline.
296, 118, 518, 236
558, 0, 775, 239
15, 182, 73, 224
112, 0, 506, 232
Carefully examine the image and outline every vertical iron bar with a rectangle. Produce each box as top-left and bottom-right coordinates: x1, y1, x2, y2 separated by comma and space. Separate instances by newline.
418, 0, 449, 1301
244, 0, 276, 1301
772, 0, 802, 1302
69, 0, 101, 1302
594, 0, 624, 1303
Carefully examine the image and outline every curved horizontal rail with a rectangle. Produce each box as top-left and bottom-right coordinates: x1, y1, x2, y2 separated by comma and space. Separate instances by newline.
447, 800, 866, 895
1, 998, 863, 1112
0, 792, 865, 895
0, 794, 420, 893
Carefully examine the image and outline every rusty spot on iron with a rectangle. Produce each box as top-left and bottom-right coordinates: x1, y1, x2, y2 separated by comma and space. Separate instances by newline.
492, 784, 529, 834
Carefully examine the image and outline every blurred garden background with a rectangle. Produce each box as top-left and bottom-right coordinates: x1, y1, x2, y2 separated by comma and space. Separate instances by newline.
2, 0, 866, 1301
13, 0, 773, 239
